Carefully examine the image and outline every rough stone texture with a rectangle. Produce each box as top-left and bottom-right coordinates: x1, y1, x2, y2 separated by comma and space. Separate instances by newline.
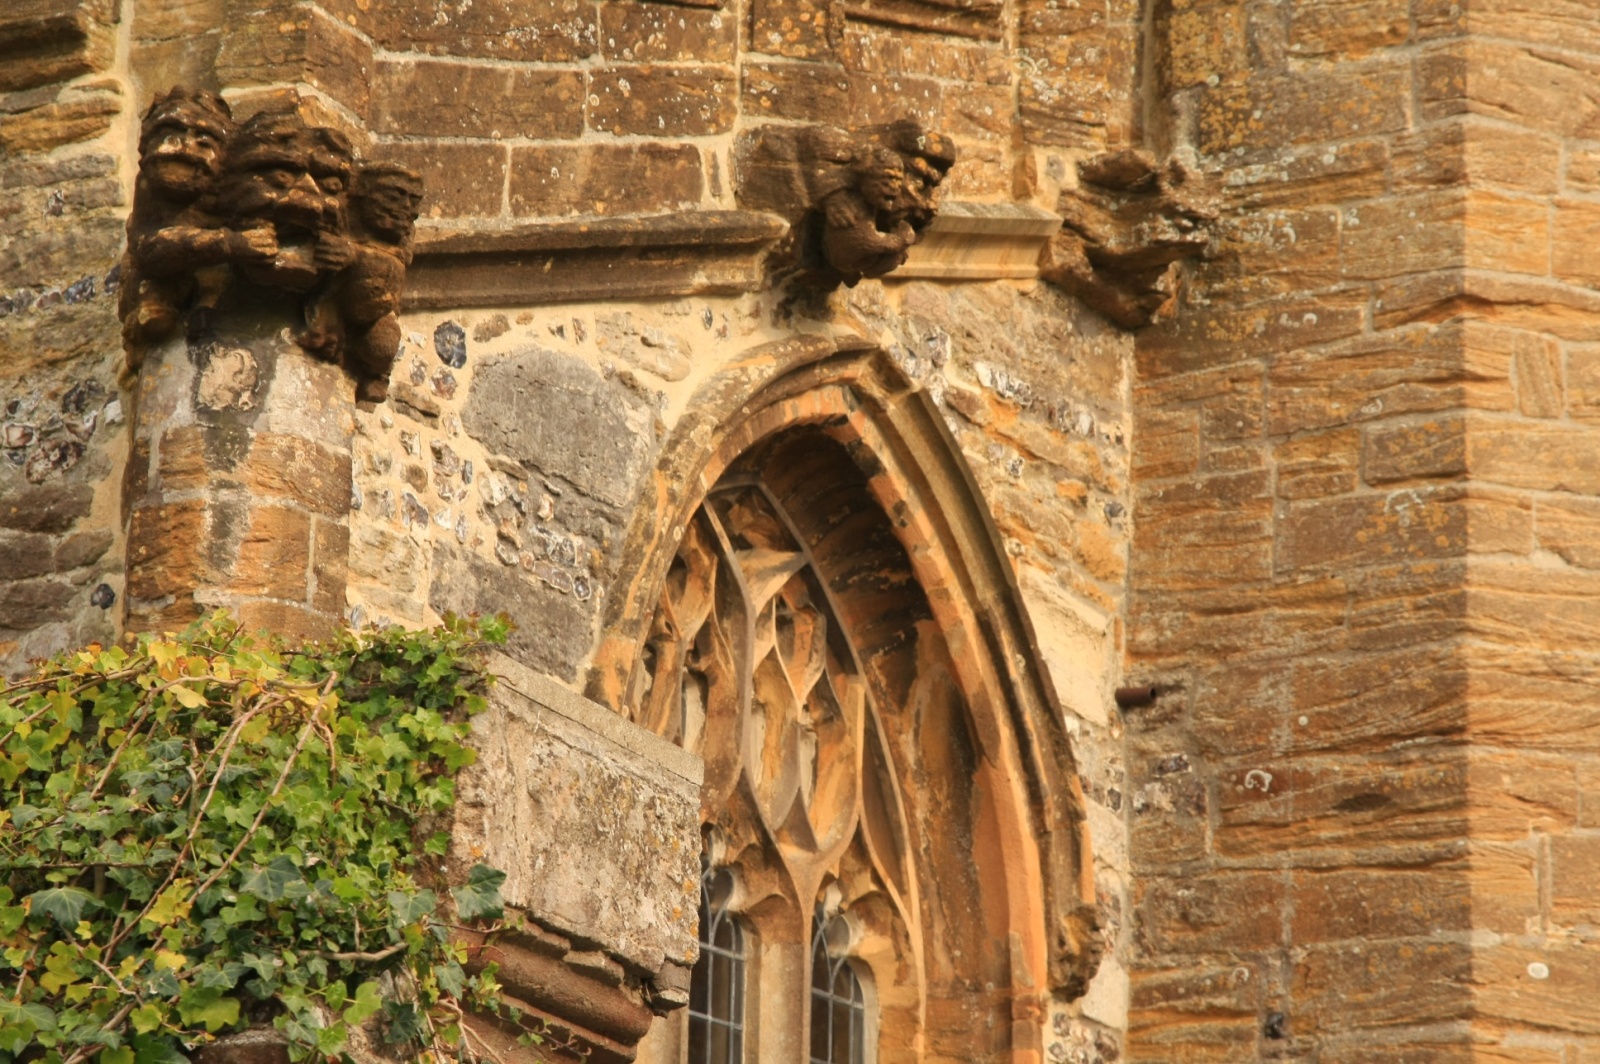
0, 1, 126, 677
122, 309, 353, 642
1127, 3, 1600, 1061
452, 655, 701, 977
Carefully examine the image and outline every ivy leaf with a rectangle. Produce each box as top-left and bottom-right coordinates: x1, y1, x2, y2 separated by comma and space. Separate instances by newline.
170, 684, 207, 710
177, 986, 240, 1032
132, 1033, 191, 1064
450, 863, 506, 922
27, 886, 94, 928
0, 1000, 56, 1031
130, 1004, 163, 1035
103, 1049, 135, 1064
342, 980, 383, 1026
145, 882, 192, 927
240, 855, 307, 903
387, 889, 436, 926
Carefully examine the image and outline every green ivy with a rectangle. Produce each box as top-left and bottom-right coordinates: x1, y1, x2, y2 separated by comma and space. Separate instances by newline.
0, 611, 522, 1063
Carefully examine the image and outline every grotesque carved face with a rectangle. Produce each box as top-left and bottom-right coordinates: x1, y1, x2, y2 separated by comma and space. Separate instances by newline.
223, 112, 349, 237
138, 89, 233, 201
353, 165, 424, 246
858, 149, 908, 214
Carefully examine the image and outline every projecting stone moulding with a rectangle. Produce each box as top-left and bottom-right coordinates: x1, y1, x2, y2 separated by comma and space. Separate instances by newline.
403, 210, 789, 309
448, 655, 703, 1061
894, 201, 1064, 281
118, 88, 423, 404
736, 119, 957, 286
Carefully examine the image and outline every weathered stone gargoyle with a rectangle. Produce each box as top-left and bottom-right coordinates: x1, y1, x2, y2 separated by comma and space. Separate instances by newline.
1040, 149, 1216, 329
736, 119, 956, 286
118, 90, 423, 403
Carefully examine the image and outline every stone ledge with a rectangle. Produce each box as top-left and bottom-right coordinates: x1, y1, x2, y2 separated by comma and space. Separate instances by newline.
454, 653, 703, 980
894, 201, 1063, 281
405, 210, 788, 309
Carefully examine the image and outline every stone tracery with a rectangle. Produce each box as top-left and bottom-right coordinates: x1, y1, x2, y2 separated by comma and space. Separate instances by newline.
627, 447, 923, 1060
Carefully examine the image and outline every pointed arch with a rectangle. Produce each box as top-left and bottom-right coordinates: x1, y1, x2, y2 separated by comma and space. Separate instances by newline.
588, 337, 1101, 1061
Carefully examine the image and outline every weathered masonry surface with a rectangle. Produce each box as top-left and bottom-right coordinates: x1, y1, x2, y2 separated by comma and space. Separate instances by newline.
3, 0, 1600, 1061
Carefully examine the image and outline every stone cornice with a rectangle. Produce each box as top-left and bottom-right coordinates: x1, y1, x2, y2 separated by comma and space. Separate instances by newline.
404, 210, 789, 308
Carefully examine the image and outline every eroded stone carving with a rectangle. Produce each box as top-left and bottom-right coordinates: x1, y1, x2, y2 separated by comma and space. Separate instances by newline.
119, 90, 423, 402
737, 119, 956, 285
1040, 149, 1216, 329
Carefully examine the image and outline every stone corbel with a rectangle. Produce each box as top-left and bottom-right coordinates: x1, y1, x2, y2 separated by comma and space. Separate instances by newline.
1040, 149, 1216, 329
118, 89, 423, 404
736, 119, 957, 286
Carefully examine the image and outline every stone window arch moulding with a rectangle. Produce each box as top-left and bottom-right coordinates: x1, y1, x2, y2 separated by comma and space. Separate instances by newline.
588, 339, 1102, 1063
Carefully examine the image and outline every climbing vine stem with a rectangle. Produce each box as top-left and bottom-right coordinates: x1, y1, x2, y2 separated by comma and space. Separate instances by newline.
0, 610, 526, 1062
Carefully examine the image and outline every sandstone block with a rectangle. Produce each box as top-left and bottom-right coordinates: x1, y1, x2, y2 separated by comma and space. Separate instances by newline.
1221, 138, 1388, 211
364, 0, 597, 62
1475, 943, 1600, 1037
125, 500, 208, 601
233, 599, 336, 641
0, 530, 57, 580
1550, 835, 1600, 926
0, 577, 74, 629
1274, 428, 1360, 500
1164, 2, 1248, 91
1135, 873, 1285, 954
1279, 488, 1466, 573
1465, 747, 1580, 838
1364, 417, 1467, 484
741, 61, 851, 124
1465, 488, 1533, 555
369, 141, 508, 219
1286, 0, 1408, 58
228, 505, 311, 600
1136, 294, 1366, 379
1293, 940, 1471, 1032
1467, 420, 1600, 494
1196, 65, 1409, 158
373, 60, 584, 139
1469, 840, 1540, 937
1464, 189, 1550, 276
1292, 869, 1469, 945
310, 518, 348, 616
1536, 496, 1600, 569
1215, 751, 1468, 860
509, 143, 702, 217
587, 65, 735, 137
750, 0, 838, 59
600, 2, 736, 63
1341, 192, 1465, 283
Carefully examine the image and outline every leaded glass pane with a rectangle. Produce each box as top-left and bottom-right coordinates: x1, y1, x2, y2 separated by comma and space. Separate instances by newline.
688, 865, 743, 1064
810, 906, 869, 1064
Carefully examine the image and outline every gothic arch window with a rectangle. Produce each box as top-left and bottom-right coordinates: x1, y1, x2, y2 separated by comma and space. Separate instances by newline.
630, 431, 917, 1063
611, 364, 1102, 1063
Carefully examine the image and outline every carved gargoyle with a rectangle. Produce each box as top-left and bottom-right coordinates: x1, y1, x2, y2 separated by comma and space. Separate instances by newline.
1040, 149, 1216, 329
737, 119, 956, 286
118, 90, 423, 403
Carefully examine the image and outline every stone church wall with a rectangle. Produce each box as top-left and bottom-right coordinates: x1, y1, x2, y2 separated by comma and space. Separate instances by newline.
1126, 3, 1600, 1061
2, 0, 1144, 1059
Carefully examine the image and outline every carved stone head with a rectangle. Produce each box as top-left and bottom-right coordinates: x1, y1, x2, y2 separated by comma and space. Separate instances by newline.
855, 148, 908, 215
137, 88, 234, 202
221, 111, 348, 238
352, 163, 425, 247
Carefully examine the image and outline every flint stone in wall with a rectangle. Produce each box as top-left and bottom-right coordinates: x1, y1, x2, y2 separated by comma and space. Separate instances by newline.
453, 655, 702, 978
461, 346, 654, 510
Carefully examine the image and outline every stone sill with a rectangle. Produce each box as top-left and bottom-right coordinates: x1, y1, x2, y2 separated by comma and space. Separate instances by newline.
894, 201, 1063, 281
405, 210, 788, 309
